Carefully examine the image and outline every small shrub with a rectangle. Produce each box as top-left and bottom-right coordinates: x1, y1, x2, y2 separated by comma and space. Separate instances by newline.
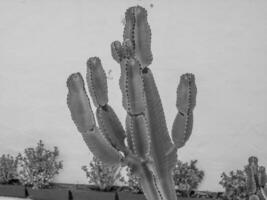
0, 154, 18, 184
82, 156, 125, 191
173, 160, 204, 197
220, 156, 267, 200
126, 166, 142, 193
219, 170, 247, 200
17, 140, 63, 189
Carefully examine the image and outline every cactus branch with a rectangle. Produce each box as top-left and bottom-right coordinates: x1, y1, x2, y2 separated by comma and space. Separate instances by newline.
124, 6, 153, 68
67, 73, 96, 133
86, 57, 108, 107
172, 73, 197, 149
81, 128, 123, 165
142, 68, 177, 200
120, 58, 146, 115
96, 105, 127, 153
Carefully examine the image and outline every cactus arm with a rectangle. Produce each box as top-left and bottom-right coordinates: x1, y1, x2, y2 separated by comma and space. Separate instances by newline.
124, 6, 152, 68
86, 57, 108, 107
142, 68, 174, 164
66, 73, 96, 133
171, 73, 197, 149
142, 67, 177, 200
120, 58, 146, 114
111, 41, 123, 63
66, 73, 121, 165
246, 165, 257, 194
259, 167, 267, 187
171, 113, 193, 149
81, 128, 122, 165
86, 57, 127, 153
111, 39, 135, 64
96, 105, 127, 152
176, 73, 197, 114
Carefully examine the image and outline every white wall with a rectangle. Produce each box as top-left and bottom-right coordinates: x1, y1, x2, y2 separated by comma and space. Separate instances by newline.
0, 0, 267, 191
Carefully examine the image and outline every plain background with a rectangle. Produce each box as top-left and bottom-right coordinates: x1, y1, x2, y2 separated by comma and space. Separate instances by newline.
0, 0, 267, 191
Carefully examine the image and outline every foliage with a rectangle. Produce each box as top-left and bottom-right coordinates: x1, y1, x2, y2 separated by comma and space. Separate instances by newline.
219, 169, 247, 200
220, 156, 267, 200
126, 166, 142, 193
16, 140, 63, 189
173, 160, 204, 197
81, 156, 125, 191
0, 154, 18, 184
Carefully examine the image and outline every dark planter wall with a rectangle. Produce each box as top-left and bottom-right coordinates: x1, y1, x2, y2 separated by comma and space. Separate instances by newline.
71, 189, 116, 200
27, 187, 70, 200
0, 185, 26, 198
117, 192, 146, 200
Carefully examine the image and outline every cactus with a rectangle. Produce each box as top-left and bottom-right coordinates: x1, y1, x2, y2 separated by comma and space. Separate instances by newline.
245, 156, 267, 200
66, 6, 197, 200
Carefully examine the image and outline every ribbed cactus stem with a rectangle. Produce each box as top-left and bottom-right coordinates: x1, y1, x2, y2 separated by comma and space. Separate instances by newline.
172, 73, 197, 149
120, 58, 146, 115
111, 41, 123, 63
96, 105, 127, 153
142, 67, 178, 200
124, 6, 153, 68
67, 5, 197, 200
67, 73, 96, 133
86, 57, 108, 107
246, 165, 257, 194
259, 166, 267, 187
126, 114, 150, 159
67, 73, 122, 165
81, 127, 122, 165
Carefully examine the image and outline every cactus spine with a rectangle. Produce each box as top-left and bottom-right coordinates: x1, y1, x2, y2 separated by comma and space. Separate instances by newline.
67, 6, 197, 200
245, 156, 267, 200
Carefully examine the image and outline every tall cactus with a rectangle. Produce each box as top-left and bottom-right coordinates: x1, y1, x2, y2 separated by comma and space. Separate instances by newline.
245, 156, 267, 200
66, 6, 197, 200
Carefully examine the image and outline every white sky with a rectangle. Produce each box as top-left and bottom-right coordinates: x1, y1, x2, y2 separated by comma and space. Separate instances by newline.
0, 0, 267, 191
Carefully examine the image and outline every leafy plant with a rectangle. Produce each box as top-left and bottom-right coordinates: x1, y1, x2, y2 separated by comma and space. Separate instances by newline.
126, 166, 142, 194
17, 140, 63, 189
0, 154, 19, 184
219, 169, 247, 200
81, 156, 125, 191
219, 156, 267, 200
173, 160, 204, 197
